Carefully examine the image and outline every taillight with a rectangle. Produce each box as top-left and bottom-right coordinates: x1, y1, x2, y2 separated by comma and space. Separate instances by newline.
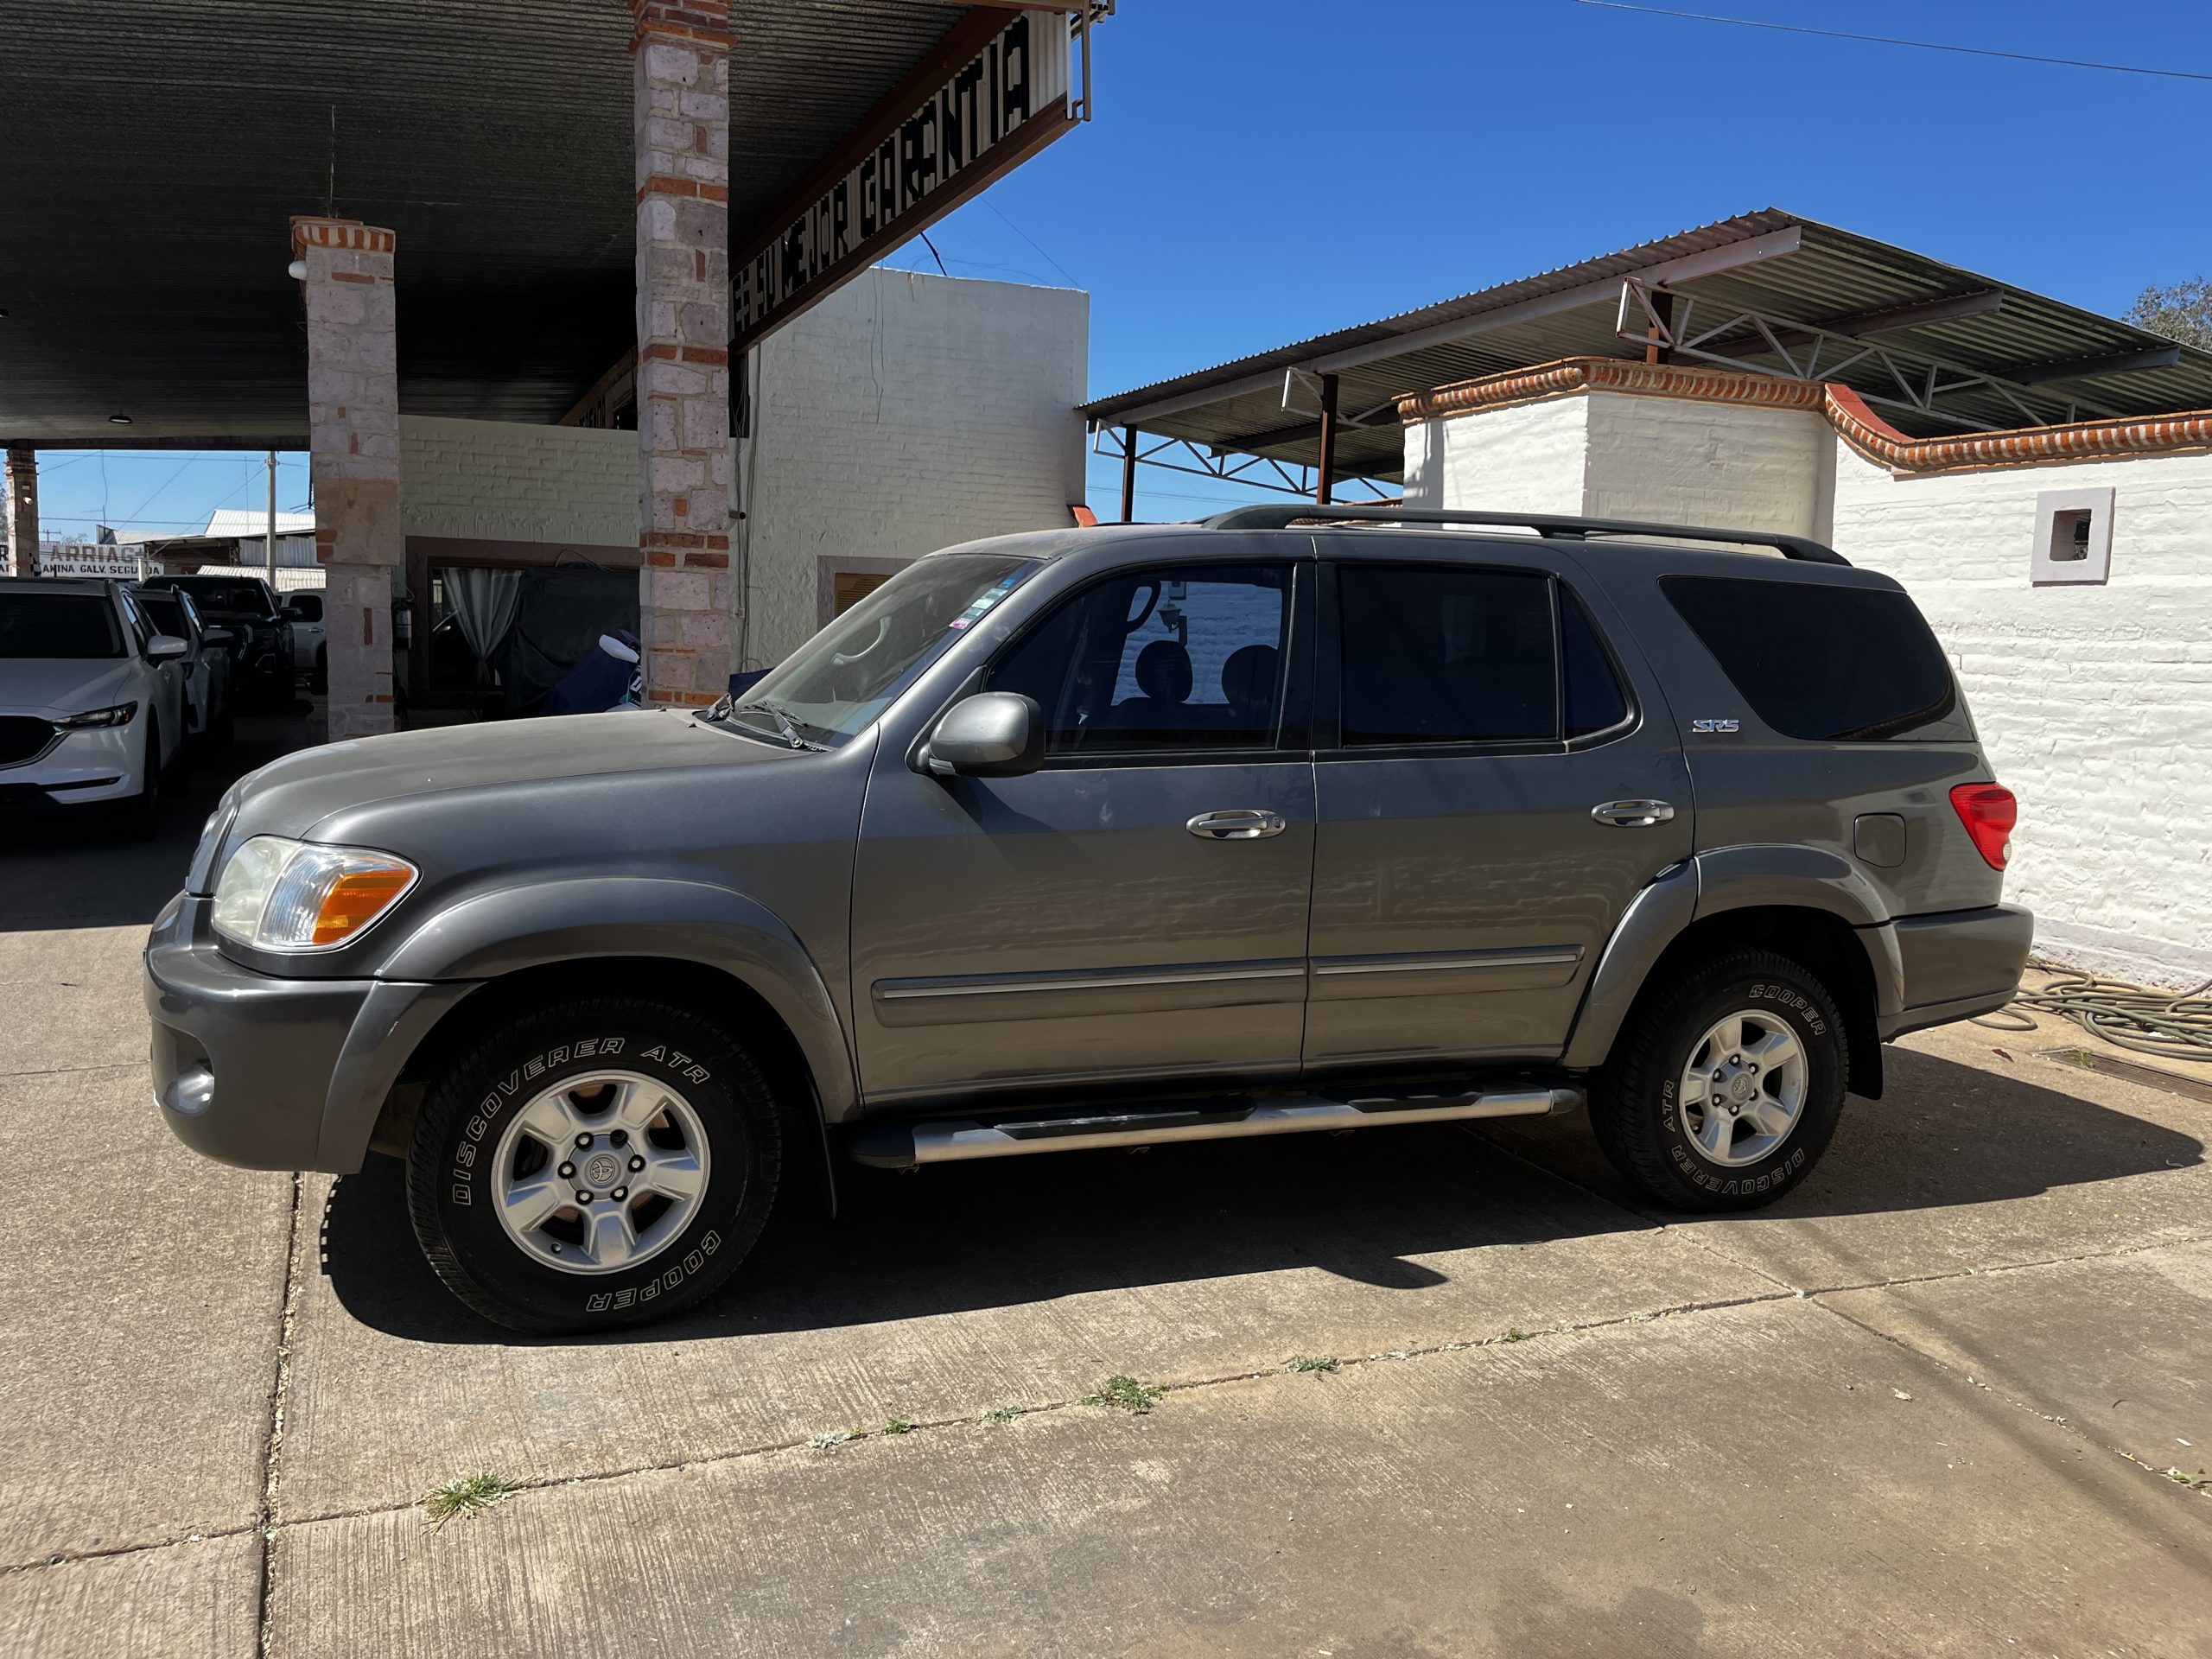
1949, 783, 2017, 870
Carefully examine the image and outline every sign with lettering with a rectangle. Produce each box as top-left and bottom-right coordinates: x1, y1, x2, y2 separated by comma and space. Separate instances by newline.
734, 9, 1073, 347
35, 542, 143, 579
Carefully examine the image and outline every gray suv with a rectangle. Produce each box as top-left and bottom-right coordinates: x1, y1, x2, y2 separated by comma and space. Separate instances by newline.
146, 508, 2031, 1332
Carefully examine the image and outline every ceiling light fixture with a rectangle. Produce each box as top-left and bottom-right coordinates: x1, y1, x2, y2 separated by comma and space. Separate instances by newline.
109, 413, 132, 425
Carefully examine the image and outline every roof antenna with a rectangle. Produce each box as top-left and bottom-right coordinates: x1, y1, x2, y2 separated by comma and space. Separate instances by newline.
918, 231, 949, 276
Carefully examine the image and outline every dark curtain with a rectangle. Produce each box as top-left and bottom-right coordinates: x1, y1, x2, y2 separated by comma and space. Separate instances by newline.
492, 566, 641, 717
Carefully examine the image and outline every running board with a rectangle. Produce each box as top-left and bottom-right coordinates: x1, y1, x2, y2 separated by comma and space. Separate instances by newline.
849, 1084, 1580, 1170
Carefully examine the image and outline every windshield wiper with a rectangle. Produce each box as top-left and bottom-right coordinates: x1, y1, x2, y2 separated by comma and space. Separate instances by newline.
721, 696, 823, 751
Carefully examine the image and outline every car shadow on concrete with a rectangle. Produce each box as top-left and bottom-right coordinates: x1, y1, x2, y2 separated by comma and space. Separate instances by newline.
0, 706, 317, 930
318, 1046, 2203, 1346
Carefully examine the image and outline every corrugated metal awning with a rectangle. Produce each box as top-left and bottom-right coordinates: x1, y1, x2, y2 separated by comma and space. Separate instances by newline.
1083, 212, 2212, 483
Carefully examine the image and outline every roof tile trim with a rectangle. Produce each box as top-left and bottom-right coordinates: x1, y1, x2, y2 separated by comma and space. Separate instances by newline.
1394, 357, 2212, 475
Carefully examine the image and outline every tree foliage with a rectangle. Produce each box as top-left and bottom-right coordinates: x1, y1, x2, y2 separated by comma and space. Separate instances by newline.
2126, 278, 2212, 352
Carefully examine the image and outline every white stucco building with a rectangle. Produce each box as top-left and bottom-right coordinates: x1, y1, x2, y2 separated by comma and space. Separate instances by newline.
332, 267, 1085, 710
1089, 212, 2212, 988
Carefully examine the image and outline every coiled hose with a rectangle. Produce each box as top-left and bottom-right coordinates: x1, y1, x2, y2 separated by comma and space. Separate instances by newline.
1973, 968, 2212, 1064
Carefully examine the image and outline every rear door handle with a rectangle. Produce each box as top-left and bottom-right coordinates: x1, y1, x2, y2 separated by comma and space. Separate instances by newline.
1187, 809, 1287, 841
1592, 799, 1676, 828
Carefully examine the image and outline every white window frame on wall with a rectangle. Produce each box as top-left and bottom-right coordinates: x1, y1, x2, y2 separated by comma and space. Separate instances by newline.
2031, 486, 2114, 586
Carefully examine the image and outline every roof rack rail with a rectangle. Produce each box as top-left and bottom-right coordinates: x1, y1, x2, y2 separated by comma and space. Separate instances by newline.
1199, 505, 1851, 566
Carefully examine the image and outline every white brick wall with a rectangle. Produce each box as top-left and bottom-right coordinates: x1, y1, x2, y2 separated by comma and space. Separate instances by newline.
1830, 442, 2212, 987
735, 266, 1088, 667
398, 416, 637, 547
1582, 395, 1831, 538
1404, 395, 1588, 514
1402, 385, 2212, 986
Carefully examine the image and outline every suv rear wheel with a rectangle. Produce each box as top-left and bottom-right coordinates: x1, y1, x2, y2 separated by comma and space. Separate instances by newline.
405, 995, 782, 1332
1591, 949, 1847, 1212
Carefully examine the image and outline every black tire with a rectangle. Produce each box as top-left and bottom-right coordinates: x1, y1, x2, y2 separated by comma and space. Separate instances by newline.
406, 996, 783, 1333
119, 716, 162, 842
213, 697, 235, 748
1590, 949, 1847, 1212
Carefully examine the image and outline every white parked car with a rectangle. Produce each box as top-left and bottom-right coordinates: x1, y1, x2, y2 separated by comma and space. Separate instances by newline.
132, 583, 234, 748
0, 578, 190, 838
283, 589, 326, 690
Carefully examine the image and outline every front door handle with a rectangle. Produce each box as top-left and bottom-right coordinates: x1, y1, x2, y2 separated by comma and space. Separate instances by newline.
1592, 799, 1676, 828
1187, 809, 1287, 841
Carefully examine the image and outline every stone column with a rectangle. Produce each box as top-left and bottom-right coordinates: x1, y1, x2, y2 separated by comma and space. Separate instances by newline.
292, 216, 402, 739
3, 443, 36, 577
631, 0, 733, 705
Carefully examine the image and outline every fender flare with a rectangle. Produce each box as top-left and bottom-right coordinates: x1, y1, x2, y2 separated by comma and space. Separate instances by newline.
1561, 848, 1904, 1071
327, 878, 858, 1166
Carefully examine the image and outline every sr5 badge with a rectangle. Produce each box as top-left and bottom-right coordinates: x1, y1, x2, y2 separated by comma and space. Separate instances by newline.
1690, 718, 1740, 734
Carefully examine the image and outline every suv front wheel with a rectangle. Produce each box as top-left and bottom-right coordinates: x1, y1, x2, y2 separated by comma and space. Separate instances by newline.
405, 995, 783, 1332
1592, 949, 1847, 1212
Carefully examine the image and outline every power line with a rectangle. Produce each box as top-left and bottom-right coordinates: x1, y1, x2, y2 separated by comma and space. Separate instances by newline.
1569, 0, 2212, 82
980, 197, 1083, 289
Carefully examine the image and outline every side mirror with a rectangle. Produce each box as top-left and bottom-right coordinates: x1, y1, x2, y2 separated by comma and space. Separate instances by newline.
146, 633, 191, 662
201, 626, 234, 647
923, 692, 1043, 779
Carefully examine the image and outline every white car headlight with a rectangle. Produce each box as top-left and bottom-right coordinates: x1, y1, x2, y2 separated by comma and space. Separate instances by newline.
212, 836, 419, 952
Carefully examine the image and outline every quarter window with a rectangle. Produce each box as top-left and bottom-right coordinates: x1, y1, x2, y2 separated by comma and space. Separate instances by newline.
988, 564, 1292, 755
1662, 575, 1970, 742
1560, 587, 1629, 739
1337, 565, 1556, 746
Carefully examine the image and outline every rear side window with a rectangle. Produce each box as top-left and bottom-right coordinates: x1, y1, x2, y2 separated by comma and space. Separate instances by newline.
1662, 575, 1971, 742
1338, 565, 1556, 745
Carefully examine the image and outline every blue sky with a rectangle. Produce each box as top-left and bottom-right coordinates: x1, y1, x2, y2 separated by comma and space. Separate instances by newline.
35, 0, 2212, 534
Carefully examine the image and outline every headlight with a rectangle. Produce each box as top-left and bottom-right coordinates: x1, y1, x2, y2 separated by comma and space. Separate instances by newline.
55, 702, 137, 728
212, 836, 418, 952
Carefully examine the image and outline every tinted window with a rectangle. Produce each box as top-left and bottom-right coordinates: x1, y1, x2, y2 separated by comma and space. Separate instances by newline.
1662, 575, 1970, 742
289, 594, 323, 622
0, 594, 125, 659
1338, 565, 1554, 746
989, 564, 1291, 754
1560, 587, 1629, 738
151, 578, 274, 617
137, 593, 189, 638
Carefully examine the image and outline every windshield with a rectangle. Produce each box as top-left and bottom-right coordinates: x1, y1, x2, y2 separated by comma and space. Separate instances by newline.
0, 593, 125, 659
158, 578, 272, 617
727, 553, 1039, 747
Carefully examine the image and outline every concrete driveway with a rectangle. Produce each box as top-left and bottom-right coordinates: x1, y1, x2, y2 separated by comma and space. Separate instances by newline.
3, 730, 2209, 1656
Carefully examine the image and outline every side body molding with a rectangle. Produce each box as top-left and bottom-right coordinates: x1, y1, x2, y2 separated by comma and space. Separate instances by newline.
372, 875, 860, 1122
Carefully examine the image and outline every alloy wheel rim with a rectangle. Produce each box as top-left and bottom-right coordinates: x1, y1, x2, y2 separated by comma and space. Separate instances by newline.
1675, 1009, 1808, 1166
490, 1069, 711, 1275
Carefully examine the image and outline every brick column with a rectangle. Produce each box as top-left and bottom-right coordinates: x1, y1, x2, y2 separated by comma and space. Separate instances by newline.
3, 443, 36, 577
292, 216, 402, 738
631, 0, 733, 705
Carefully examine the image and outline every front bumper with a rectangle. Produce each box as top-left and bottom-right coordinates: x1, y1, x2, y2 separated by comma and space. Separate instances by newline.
144, 893, 476, 1173
0, 720, 139, 808
1879, 903, 2035, 1039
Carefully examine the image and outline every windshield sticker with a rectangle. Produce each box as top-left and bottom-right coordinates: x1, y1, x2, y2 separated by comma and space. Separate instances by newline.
947, 572, 1025, 632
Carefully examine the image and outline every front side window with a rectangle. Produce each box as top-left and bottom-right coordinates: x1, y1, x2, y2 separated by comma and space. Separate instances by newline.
0, 594, 127, 660
1338, 564, 1557, 746
728, 553, 1039, 748
988, 563, 1292, 755
137, 593, 189, 640
1662, 575, 1971, 742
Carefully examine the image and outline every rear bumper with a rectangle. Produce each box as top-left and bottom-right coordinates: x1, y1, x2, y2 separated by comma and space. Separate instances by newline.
144, 893, 476, 1173
1880, 904, 2034, 1039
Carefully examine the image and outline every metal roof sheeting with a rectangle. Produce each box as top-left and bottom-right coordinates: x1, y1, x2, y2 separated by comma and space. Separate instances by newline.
1084, 211, 2212, 481
0, 0, 970, 444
